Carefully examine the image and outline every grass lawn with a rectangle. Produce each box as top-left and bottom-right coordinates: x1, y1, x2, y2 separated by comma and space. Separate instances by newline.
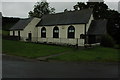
2, 39, 119, 62
2, 39, 72, 58
2, 30, 9, 36
48, 47, 119, 62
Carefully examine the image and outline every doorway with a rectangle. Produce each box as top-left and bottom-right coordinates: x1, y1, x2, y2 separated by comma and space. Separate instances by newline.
28, 33, 32, 41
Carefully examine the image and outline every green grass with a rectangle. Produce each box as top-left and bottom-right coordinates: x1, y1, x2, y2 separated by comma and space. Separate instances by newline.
2, 30, 9, 36
2, 39, 119, 62
2, 39, 71, 58
48, 47, 119, 62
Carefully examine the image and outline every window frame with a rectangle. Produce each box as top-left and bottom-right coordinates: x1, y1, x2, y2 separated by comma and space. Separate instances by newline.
53, 26, 59, 38
68, 26, 75, 38
41, 27, 46, 38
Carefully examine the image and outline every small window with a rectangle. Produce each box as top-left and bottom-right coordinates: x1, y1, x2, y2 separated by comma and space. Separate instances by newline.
68, 26, 75, 38
53, 26, 59, 38
41, 27, 46, 38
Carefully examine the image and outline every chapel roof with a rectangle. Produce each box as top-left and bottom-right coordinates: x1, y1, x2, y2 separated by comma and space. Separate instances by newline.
87, 19, 107, 35
10, 17, 33, 30
37, 9, 93, 26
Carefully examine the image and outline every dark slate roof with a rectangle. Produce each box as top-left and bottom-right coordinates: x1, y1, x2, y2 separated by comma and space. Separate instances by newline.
37, 9, 93, 26
87, 19, 107, 35
10, 17, 34, 30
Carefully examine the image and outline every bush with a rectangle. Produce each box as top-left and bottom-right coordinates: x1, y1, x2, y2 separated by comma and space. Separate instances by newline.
114, 45, 120, 49
100, 35, 115, 48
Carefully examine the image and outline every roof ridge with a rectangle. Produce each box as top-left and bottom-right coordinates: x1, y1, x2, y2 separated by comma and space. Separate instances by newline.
37, 8, 93, 26
42, 8, 93, 17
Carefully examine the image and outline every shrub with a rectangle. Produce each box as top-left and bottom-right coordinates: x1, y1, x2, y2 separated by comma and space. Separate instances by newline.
114, 45, 120, 49
100, 34, 115, 48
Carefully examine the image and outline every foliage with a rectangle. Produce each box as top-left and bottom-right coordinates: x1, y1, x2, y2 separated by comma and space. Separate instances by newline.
64, 9, 69, 12
73, 2, 108, 19
73, 2, 120, 44
100, 35, 115, 48
92, 3, 108, 19
107, 11, 120, 44
73, 2, 88, 10
2, 30, 9, 36
29, 1, 55, 18
2, 17, 20, 30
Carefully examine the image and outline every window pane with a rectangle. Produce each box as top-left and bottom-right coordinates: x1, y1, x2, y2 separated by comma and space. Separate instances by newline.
42, 30, 46, 33
53, 27, 59, 38
68, 26, 75, 38
69, 30, 71, 32
72, 30, 74, 32
41, 27, 46, 38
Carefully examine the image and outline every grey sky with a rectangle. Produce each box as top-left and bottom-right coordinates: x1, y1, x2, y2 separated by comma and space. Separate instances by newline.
1, 0, 120, 18
2, 2, 35, 18
118, 1, 120, 13
0, 5, 1, 13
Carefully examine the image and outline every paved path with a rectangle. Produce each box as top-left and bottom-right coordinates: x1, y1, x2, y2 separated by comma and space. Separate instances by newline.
37, 51, 69, 61
2, 54, 119, 78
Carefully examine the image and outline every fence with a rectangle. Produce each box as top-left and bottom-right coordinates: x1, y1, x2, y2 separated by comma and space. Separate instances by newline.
20, 37, 85, 46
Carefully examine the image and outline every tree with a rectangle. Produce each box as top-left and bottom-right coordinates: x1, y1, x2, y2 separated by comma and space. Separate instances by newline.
28, 2, 55, 18
73, 1, 120, 44
107, 10, 120, 44
77, 2, 88, 10
87, 2, 108, 19
73, 2, 87, 10
64, 9, 68, 12
100, 34, 115, 48
73, 2, 108, 19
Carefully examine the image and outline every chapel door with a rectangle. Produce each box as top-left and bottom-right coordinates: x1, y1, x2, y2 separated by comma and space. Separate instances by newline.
28, 33, 32, 41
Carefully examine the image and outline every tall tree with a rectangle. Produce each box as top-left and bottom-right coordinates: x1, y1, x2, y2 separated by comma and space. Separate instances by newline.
87, 2, 108, 19
73, 2, 87, 10
64, 9, 69, 12
73, 1, 120, 44
29, 2, 55, 18
73, 2, 108, 19
107, 10, 120, 44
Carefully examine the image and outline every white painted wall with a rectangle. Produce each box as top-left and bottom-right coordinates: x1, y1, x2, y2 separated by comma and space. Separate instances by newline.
86, 14, 94, 32
9, 14, 93, 46
38, 24, 85, 46
10, 18, 40, 42
37, 14, 93, 46
20, 18, 40, 42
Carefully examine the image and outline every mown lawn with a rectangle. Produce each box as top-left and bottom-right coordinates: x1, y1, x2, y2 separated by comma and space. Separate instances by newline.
2, 39, 71, 58
48, 47, 119, 62
2, 39, 119, 62
2, 30, 9, 36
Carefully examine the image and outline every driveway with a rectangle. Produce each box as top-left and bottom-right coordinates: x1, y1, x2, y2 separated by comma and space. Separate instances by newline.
2, 54, 119, 78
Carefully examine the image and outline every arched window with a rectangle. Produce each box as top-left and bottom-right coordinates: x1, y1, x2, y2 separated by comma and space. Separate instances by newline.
53, 26, 59, 38
41, 27, 46, 38
68, 26, 75, 38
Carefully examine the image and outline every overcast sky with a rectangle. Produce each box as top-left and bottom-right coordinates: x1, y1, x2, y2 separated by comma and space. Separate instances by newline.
0, 0, 120, 18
